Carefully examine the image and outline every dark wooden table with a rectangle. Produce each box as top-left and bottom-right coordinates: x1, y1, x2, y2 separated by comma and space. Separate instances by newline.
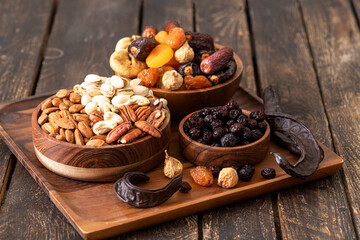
0, 0, 359, 239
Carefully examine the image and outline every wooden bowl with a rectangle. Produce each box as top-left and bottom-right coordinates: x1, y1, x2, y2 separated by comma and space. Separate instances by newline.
178, 109, 270, 167
151, 44, 243, 121
32, 98, 171, 182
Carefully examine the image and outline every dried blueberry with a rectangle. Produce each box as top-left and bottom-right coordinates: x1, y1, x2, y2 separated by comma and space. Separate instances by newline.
209, 165, 222, 178
242, 127, 253, 141
250, 110, 265, 121
204, 114, 213, 125
183, 120, 191, 133
238, 165, 255, 181
220, 133, 237, 147
261, 168, 276, 179
231, 165, 241, 173
211, 142, 221, 147
197, 139, 206, 144
229, 109, 240, 119
213, 127, 225, 139
223, 127, 229, 134
188, 128, 201, 140
229, 123, 244, 135
179, 181, 192, 193
191, 112, 201, 120
227, 100, 239, 110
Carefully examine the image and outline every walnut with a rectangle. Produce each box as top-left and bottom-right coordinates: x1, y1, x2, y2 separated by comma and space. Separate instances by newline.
175, 41, 194, 63
163, 150, 183, 178
217, 167, 239, 188
158, 70, 183, 90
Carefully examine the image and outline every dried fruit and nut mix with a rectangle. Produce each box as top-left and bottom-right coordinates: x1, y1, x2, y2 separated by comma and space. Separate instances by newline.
109, 20, 237, 91
38, 74, 168, 146
183, 100, 267, 147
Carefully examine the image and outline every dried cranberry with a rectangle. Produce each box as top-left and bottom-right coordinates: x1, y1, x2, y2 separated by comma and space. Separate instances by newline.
261, 168, 276, 179
258, 121, 267, 132
220, 133, 237, 147
229, 123, 244, 135
246, 118, 258, 129
227, 100, 239, 110
218, 107, 228, 118
210, 119, 223, 129
226, 119, 235, 127
250, 110, 265, 121
209, 165, 222, 178
202, 129, 213, 143
238, 165, 255, 181
229, 109, 240, 119
213, 127, 225, 139
188, 128, 201, 140
188, 117, 197, 127
201, 107, 211, 116
251, 129, 263, 141
237, 115, 247, 125
179, 181, 192, 193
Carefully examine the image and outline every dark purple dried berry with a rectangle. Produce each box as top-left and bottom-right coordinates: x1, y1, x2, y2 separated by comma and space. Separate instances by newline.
211, 142, 221, 147
251, 129, 264, 141
242, 127, 253, 141
223, 127, 229, 134
188, 128, 201, 140
201, 107, 211, 116
213, 127, 225, 139
202, 129, 213, 143
227, 100, 239, 110
209, 165, 222, 178
238, 165, 255, 181
229, 109, 240, 119
179, 181, 192, 193
226, 119, 235, 127
250, 110, 265, 121
261, 168, 276, 179
258, 121, 267, 132
191, 112, 201, 120
229, 123, 244, 135
210, 119, 223, 129
183, 120, 191, 133
231, 165, 241, 173
197, 139, 206, 144
128, 37, 157, 61
246, 118, 258, 129
243, 141, 251, 145
220, 133, 237, 147
237, 115, 247, 125
204, 114, 213, 124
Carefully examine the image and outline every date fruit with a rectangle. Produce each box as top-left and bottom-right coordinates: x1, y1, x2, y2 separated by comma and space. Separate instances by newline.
186, 32, 215, 52
128, 37, 158, 61
208, 59, 236, 85
200, 47, 234, 74
178, 62, 201, 77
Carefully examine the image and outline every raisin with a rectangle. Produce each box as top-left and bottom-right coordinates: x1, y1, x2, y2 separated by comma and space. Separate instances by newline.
250, 110, 265, 121
261, 168, 276, 179
165, 20, 181, 33
191, 112, 202, 119
179, 181, 192, 193
128, 37, 158, 61
209, 165, 222, 178
190, 166, 214, 187
229, 123, 244, 135
194, 50, 215, 64
204, 114, 214, 125
166, 27, 186, 49
197, 139, 206, 144
208, 60, 236, 84
242, 127, 253, 141
227, 100, 239, 110
200, 47, 234, 74
229, 109, 240, 119
237, 115, 247, 125
238, 165, 255, 181
183, 120, 191, 133
211, 142, 221, 147
146, 44, 174, 68
142, 25, 158, 38
223, 127, 229, 134
210, 119, 223, 129
212, 127, 225, 139
155, 31, 168, 44
188, 128, 201, 140
137, 68, 160, 87
184, 75, 212, 90
186, 32, 215, 52
178, 62, 201, 77
220, 133, 237, 147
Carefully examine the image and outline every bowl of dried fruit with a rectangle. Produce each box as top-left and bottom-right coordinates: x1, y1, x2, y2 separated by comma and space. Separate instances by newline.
32, 75, 171, 182
178, 100, 270, 167
109, 20, 243, 120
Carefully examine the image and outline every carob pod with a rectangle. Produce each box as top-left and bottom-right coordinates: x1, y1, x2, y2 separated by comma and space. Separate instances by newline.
128, 37, 158, 62
114, 172, 182, 208
208, 59, 236, 85
200, 47, 234, 74
263, 85, 323, 179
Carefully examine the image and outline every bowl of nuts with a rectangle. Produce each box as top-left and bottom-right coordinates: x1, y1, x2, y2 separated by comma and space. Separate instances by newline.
109, 20, 243, 120
178, 100, 270, 167
32, 75, 171, 182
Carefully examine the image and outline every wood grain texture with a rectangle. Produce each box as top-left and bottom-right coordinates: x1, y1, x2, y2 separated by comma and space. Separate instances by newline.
249, 0, 356, 239
300, 0, 360, 236
0, 89, 343, 239
195, 0, 256, 92
195, 1, 276, 239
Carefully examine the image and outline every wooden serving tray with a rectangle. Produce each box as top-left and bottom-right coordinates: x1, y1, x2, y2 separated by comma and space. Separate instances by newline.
0, 88, 343, 240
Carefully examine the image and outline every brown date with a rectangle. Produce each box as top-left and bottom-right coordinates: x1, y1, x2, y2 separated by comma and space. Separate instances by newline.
200, 47, 233, 74
186, 32, 215, 52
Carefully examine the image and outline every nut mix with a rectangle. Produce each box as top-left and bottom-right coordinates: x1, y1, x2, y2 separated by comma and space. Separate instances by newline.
38, 74, 168, 146
109, 20, 237, 91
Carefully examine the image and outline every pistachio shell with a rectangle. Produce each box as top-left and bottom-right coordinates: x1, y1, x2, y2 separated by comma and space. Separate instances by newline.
112, 95, 131, 107
133, 85, 149, 97
116, 89, 134, 96
101, 102, 113, 113
160, 98, 168, 108
85, 102, 97, 115
92, 120, 117, 135
130, 95, 150, 106
147, 90, 154, 98
84, 74, 102, 85
81, 94, 92, 106
92, 95, 111, 108
86, 85, 102, 97
129, 78, 142, 88
110, 75, 125, 89
100, 83, 115, 98
104, 112, 123, 124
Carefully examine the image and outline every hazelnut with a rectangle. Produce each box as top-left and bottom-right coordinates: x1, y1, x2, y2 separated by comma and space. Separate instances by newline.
217, 167, 239, 188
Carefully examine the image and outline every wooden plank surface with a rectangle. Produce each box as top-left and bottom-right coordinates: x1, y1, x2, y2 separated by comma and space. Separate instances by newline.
248, 0, 356, 239
300, 0, 360, 236
194, 1, 276, 239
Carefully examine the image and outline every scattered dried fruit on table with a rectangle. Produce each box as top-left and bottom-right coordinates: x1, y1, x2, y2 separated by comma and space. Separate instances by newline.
163, 150, 183, 178
178, 181, 192, 193
237, 165, 255, 181
261, 168, 276, 179
190, 166, 213, 187
217, 167, 239, 188
209, 165, 222, 178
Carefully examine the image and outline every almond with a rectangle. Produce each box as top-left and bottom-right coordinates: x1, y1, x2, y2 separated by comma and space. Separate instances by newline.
52, 98, 63, 107
80, 108, 86, 114
56, 89, 70, 98
65, 115, 78, 128
56, 134, 66, 141
41, 99, 53, 111
90, 135, 107, 141
86, 139, 106, 147
59, 102, 69, 110
38, 114, 48, 125
48, 111, 61, 122
43, 107, 59, 114
78, 121, 93, 138
54, 117, 76, 129
63, 98, 74, 106
69, 104, 84, 113
69, 92, 81, 103
65, 129, 74, 143
73, 114, 91, 126
42, 122, 59, 135
59, 110, 71, 118
74, 129, 84, 145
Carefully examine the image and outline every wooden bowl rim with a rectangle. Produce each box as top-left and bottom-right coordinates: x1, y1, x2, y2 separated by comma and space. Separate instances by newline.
150, 43, 243, 94
32, 94, 171, 149
178, 109, 270, 150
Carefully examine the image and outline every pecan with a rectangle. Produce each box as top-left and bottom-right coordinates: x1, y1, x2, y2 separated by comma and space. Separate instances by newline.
89, 110, 104, 124
65, 129, 74, 143
135, 121, 161, 138
78, 121, 93, 138
54, 117, 76, 129
135, 106, 151, 120
139, 108, 153, 121
119, 128, 143, 144
38, 114, 48, 125
43, 107, 59, 114
74, 129, 84, 145
52, 98, 63, 107
106, 122, 132, 144
86, 139, 106, 147
120, 105, 137, 122
59, 102, 69, 110
56, 89, 70, 98
90, 135, 107, 141
146, 110, 161, 124
41, 98, 53, 111
84, 138, 90, 144
130, 104, 140, 111
152, 114, 165, 128
154, 101, 163, 111
69, 92, 81, 103
69, 104, 84, 113
63, 98, 74, 107
48, 111, 61, 122
118, 110, 130, 122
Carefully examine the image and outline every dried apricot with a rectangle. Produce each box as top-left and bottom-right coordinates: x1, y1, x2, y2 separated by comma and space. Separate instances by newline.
165, 55, 181, 69
190, 166, 214, 187
155, 31, 168, 44
166, 27, 186, 50
137, 68, 160, 87
146, 44, 174, 68
184, 75, 212, 90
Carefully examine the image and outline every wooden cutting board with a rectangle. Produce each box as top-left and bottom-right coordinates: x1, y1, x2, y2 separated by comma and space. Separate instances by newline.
0, 88, 343, 240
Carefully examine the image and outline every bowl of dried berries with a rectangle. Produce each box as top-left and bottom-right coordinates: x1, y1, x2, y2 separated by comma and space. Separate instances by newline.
109, 20, 243, 120
32, 74, 171, 182
178, 100, 270, 167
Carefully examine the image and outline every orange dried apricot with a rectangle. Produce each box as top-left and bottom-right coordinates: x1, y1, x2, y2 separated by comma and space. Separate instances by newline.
146, 44, 174, 68
165, 55, 181, 69
166, 27, 186, 50
155, 31, 168, 44
184, 75, 212, 90
190, 166, 214, 187
137, 68, 160, 87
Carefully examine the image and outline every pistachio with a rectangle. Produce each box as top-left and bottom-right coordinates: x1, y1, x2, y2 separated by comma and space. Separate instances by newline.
92, 120, 117, 135
84, 102, 97, 115
100, 83, 115, 98
104, 112, 123, 124
109, 75, 125, 89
